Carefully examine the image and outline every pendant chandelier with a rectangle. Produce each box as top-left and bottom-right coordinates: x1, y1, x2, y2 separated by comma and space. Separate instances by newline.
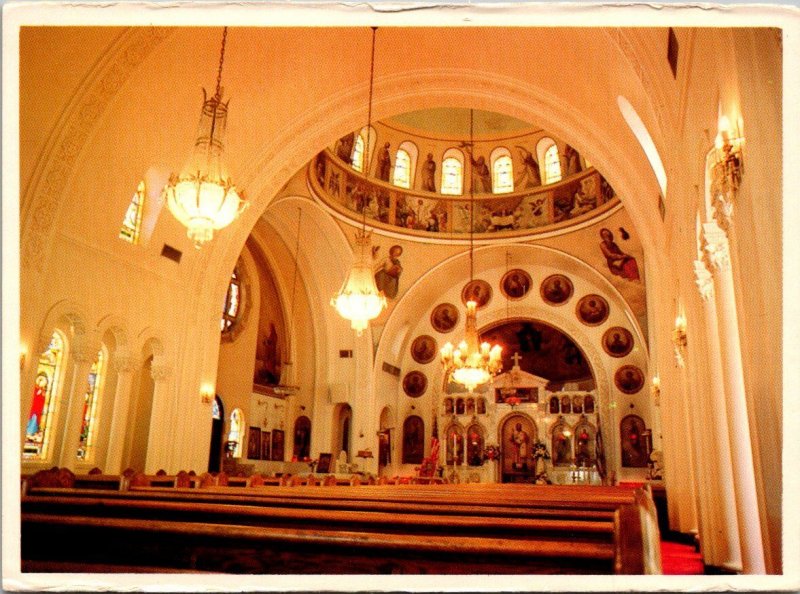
331, 27, 387, 335
440, 110, 502, 393
163, 27, 248, 248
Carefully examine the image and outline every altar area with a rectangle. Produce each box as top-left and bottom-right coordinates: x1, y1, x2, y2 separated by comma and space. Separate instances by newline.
438, 357, 603, 485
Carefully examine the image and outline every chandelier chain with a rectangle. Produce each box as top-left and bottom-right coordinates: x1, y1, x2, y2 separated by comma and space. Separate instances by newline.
215, 26, 228, 99
469, 108, 475, 283
363, 26, 378, 231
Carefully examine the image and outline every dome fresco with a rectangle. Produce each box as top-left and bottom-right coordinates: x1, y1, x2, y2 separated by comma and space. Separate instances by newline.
310, 109, 619, 240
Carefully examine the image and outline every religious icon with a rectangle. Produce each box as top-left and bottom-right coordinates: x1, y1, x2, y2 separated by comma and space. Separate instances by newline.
444, 397, 454, 415
551, 423, 573, 466
402, 415, 424, 464
271, 429, 284, 461
500, 269, 532, 300
402, 371, 428, 398
316, 452, 333, 474
599, 227, 640, 281
430, 303, 459, 334
584, 395, 595, 414
620, 414, 649, 467
461, 279, 492, 309
576, 294, 610, 326
247, 427, 261, 460
410, 334, 437, 364
540, 274, 574, 305
602, 326, 634, 357
615, 365, 645, 394
374, 244, 404, 299
260, 432, 271, 460
572, 395, 583, 414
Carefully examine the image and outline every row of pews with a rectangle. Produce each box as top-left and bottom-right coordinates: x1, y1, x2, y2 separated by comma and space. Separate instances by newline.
21, 467, 662, 575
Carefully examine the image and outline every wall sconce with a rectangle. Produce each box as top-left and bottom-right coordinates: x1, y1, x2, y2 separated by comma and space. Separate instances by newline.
672, 313, 687, 368
713, 114, 744, 198
200, 383, 215, 404
651, 375, 661, 407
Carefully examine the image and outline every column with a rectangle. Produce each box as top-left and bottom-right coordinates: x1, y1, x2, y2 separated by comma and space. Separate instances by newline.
103, 349, 137, 474
693, 259, 742, 570
144, 357, 172, 474
58, 343, 96, 470
704, 221, 765, 574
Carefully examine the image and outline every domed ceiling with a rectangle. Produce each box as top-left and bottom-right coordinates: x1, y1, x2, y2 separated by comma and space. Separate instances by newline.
308, 108, 619, 242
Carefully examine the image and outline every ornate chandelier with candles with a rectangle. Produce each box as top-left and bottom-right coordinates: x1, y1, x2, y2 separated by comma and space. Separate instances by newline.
331, 27, 387, 335
163, 27, 248, 248
440, 110, 502, 393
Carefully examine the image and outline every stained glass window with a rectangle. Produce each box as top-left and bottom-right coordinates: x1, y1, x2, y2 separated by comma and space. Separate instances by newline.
228, 408, 244, 458
543, 142, 562, 184
351, 135, 365, 172
77, 349, 105, 460
220, 267, 241, 333
440, 150, 464, 195
393, 149, 411, 189
491, 152, 514, 194
24, 331, 65, 460
211, 397, 221, 420
119, 181, 145, 244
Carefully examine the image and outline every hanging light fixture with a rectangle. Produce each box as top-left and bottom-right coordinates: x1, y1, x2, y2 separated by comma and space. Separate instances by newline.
440, 110, 502, 393
163, 27, 248, 248
331, 27, 387, 335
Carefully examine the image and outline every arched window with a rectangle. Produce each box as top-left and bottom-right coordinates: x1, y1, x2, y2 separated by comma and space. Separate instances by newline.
24, 330, 65, 460
440, 149, 464, 195
392, 141, 418, 189
537, 138, 562, 184
77, 348, 106, 461
119, 180, 145, 244
351, 126, 377, 174
351, 135, 365, 172
228, 408, 244, 458
490, 147, 514, 194
221, 266, 242, 334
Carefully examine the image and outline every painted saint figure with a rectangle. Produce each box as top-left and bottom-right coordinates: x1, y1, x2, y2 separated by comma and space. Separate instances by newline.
515, 146, 542, 188
599, 228, 640, 281
374, 244, 403, 299
376, 142, 392, 181
511, 422, 530, 469
421, 153, 437, 192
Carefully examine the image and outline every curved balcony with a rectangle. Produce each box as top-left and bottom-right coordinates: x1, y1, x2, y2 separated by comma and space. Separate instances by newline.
308, 149, 620, 240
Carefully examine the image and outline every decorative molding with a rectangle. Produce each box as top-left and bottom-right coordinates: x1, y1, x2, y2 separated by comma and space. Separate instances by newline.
22, 28, 171, 272
703, 221, 731, 272
150, 363, 172, 382
114, 352, 136, 374
693, 259, 715, 301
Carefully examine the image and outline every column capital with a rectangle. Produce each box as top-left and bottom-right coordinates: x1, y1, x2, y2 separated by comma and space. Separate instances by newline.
150, 363, 172, 382
114, 351, 136, 373
702, 221, 731, 271
693, 259, 715, 301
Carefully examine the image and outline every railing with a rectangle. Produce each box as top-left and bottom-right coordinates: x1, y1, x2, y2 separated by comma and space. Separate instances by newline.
309, 149, 620, 239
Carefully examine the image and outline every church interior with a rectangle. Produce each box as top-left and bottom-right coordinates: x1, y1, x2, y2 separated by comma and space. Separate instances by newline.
7, 4, 796, 585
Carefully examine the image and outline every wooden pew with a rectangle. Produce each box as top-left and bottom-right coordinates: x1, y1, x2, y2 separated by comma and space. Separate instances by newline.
21, 483, 660, 574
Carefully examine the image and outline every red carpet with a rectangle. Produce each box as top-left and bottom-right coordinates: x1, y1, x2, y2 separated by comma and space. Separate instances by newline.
660, 541, 705, 574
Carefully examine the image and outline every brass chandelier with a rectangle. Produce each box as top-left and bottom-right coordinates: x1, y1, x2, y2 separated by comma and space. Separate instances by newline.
163, 27, 248, 248
440, 110, 502, 393
331, 27, 387, 335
